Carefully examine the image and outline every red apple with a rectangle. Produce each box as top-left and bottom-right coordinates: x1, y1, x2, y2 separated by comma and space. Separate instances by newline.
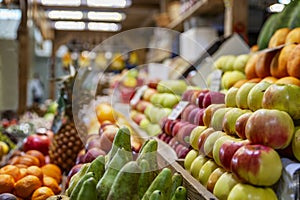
176, 124, 197, 147
182, 90, 197, 101
85, 135, 101, 150
187, 108, 201, 124
190, 90, 201, 105
142, 88, 157, 101
168, 137, 180, 149
235, 112, 253, 139
171, 121, 189, 137
245, 109, 294, 149
23, 133, 51, 155
164, 119, 177, 136
202, 91, 225, 108
66, 164, 83, 188
219, 139, 249, 171
75, 149, 86, 164
181, 104, 197, 121
99, 134, 113, 153
101, 125, 118, 142
194, 108, 205, 126
196, 90, 209, 108
83, 147, 106, 163
176, 145, 190, 159
136, 100, 152, 113
231, 144, 282, 186
203, 104, 226, 127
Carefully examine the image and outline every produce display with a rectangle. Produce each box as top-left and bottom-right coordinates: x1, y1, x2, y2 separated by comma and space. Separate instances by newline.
157, 89, 225, 158
63, 128, 187, 200
1, 3, 300, 199
130, 80, 188, 136
0, 149, 62, 200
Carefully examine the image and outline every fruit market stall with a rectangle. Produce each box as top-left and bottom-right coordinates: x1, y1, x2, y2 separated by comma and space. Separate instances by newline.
1, 1, 300, 200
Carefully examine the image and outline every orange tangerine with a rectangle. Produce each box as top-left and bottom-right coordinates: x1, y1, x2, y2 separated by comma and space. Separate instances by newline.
0, 174, 15, 193
26, 166, 43, 182
14, 175, 42, 198
43, 176, 61, 194
41, 164, 62, 184
31, 187, 54, 200
0, 165, 21, 181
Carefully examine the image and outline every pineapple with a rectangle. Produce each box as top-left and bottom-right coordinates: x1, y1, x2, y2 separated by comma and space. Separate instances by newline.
48, 75, 85, 173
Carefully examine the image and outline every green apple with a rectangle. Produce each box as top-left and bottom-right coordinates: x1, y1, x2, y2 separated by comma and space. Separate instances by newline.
203, 131, 227, 158
227, 183, 278, 200
157, 80, 187, 95
221, 71, 246, 90
247, 81, 271, 111
210, 107, 232, 131
47, 102, 58, 113
292, 126, 300, 161
214, 55, 236, 72
190, 155, 209, 179
222, 108, 250, 135
198, 159, 218, 187
225, 87, 239, 107
203, 104, 226, 127
162, 94, 180, 108
140, 118, 150, 130
184, 149, 198, 172
262, 84, 300, 120
212, 135, 236, 166
214, 55, 230, 69
213, 172, 239, 200
233, 54, 250, 72
223, 55, 236, 72
236, 82, 256, 109
150, 93, 162, 106
145, 123, 161, 136
206, 167, 226, 193
189, 126, 207, 150
144, 104, 153, 117
127, 68, 138, 78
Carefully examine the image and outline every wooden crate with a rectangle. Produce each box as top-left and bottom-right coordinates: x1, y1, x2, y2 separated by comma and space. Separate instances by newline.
157, 152, 218, 200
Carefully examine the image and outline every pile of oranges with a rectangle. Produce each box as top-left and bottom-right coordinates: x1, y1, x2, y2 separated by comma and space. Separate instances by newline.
0, 150, 62, 200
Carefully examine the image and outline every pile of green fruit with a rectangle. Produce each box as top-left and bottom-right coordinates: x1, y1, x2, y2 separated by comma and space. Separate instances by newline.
56, 127, 187, 200
130, 80, 188, 136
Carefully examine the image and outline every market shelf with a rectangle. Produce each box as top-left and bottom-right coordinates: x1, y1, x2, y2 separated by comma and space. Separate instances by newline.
167, 0, 224, 31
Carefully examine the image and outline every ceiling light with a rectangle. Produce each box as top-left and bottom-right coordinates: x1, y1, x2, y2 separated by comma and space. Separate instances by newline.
41, 0, 81, 6
278, 0, 291, 4
88, 22, 121, 31
87, 12, 126, 22
268, 3, 285, 12
48, 10, 83, 20
87, 0, 131, 8
54, 21, 85, 30
0, 9, 21, 20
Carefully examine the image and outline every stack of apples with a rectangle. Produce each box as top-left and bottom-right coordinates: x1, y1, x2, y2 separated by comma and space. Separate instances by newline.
74, 103, 143, 170
157, 89, 225, 158
130, 80, 187, 136
183, 79, 300, 199
208, 27, 300, 94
